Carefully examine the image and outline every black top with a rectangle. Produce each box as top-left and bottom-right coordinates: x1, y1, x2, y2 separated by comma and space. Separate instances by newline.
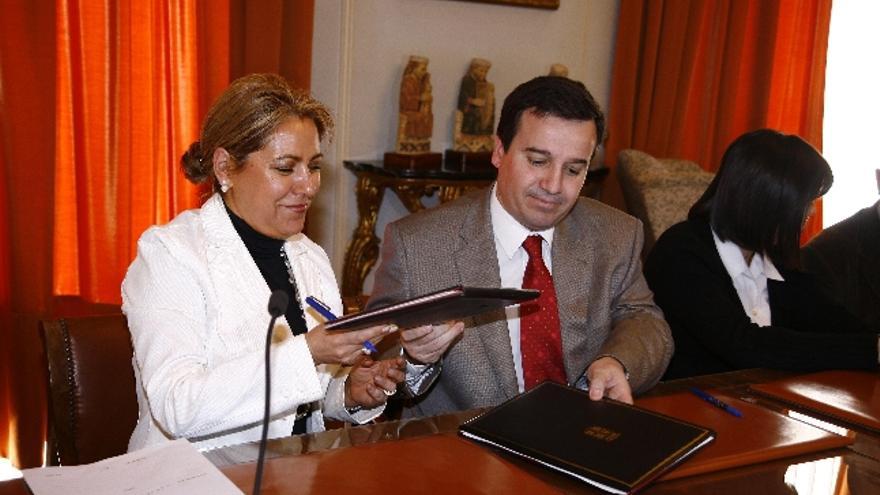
802, 201, 880, 330
644, 217, 878, 380
224, 201, 310, 434
224, 201, 308, 336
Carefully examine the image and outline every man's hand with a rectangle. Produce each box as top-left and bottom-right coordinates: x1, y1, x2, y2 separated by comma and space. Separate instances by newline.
586, 356, 633, 404
399, 320, 465, 364
345, 356, 406, 409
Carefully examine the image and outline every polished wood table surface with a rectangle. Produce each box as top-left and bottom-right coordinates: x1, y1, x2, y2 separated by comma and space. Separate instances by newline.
202, 369, 880, 494
3, 369, 878, 494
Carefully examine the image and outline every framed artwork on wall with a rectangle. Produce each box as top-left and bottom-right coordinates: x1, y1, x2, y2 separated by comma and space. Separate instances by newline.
458, 0, 560, 10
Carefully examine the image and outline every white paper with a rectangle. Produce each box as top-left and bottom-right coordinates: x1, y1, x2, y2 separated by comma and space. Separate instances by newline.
22, 439, 243, 495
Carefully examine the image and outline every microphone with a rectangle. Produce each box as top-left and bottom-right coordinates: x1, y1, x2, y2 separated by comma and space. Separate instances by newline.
253, 289, 288, 495
268, 289, 289, 318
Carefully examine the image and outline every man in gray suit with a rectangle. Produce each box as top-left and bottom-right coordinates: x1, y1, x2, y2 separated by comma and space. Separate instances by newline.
368, 76, 673, 418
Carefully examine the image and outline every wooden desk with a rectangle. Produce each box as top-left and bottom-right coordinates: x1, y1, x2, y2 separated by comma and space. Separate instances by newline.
5, 369, 876, 494
340, 160, 610, 299
205, 369, 880, 494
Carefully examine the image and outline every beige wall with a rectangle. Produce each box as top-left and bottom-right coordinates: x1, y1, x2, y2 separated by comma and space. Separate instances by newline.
309, 0, 620, 291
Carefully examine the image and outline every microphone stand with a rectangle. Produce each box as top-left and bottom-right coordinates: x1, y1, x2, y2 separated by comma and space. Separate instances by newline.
253, 290, 288, 495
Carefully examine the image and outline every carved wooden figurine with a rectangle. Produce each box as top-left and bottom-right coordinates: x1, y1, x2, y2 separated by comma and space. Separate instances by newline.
548, 63, 569, 78
453, 58, 494, 152
396, 56, 433, 154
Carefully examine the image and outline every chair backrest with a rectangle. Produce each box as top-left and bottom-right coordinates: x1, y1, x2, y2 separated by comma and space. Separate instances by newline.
617, 149, 715, 256
40, 314, 138, 465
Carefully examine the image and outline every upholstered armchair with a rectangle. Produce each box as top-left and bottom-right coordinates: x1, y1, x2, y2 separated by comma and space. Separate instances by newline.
617, 149, 714, 256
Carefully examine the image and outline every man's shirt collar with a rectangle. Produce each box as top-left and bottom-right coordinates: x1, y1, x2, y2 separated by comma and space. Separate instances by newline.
489, 183, 555, 260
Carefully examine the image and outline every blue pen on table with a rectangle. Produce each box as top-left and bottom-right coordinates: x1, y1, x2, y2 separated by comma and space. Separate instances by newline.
689, 387, 743, 418
305, 296, 378, 355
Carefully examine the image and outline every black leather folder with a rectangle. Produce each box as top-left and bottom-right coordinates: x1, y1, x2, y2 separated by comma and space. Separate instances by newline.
324, 286, 538, 331
460, 382, 715, 494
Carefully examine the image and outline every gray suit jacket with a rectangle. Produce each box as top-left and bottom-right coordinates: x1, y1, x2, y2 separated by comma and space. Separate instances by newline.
368, 188, 673, 418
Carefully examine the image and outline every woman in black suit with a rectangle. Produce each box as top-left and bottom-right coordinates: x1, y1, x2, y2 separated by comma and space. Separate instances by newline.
644, 129, 879, 379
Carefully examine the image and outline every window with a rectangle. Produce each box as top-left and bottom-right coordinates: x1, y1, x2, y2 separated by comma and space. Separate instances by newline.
822, 2, 880, 226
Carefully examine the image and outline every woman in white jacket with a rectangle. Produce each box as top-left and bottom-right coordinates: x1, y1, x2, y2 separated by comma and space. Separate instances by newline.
123, 74, 404, 451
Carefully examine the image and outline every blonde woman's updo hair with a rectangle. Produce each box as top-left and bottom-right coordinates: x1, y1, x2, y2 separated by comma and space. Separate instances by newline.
181, 73, 334, 190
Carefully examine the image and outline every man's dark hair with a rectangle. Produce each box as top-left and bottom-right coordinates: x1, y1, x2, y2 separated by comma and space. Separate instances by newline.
496, 76, 606, 151
689, 128, 833, 270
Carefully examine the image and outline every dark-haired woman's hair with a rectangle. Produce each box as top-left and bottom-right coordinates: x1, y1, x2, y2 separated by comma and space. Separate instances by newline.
689, 128, 833, 270
180, 73, 334, 191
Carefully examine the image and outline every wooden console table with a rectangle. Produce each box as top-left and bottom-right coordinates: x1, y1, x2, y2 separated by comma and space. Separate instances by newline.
340, 160, 495, 298
340, 160, 609, 300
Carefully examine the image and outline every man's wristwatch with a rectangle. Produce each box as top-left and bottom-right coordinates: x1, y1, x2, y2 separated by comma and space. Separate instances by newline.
403, 348, 428, 366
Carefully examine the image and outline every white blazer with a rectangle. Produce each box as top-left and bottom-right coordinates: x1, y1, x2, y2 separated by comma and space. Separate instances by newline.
122, 194, 377, 451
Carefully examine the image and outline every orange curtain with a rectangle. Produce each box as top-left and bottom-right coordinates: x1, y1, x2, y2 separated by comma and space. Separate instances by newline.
0, 71, 13, 464
2, 0, 314, 469
605, 0, 831, 240
53, 0, 315, 304
230, 0, 315, 88
53, 0, 216, 303
0, 1, 60, 469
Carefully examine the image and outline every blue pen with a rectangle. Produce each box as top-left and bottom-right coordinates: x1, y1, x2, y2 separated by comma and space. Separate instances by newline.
689, 387, 743, 418
305, 296, 337, 321
305, 296, 378, 354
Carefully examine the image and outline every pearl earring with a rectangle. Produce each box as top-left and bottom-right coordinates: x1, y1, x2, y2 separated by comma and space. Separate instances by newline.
220, 181, 231, 193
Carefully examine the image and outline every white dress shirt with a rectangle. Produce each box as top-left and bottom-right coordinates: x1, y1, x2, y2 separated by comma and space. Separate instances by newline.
489, 184, 555, 392
404, 184, 559, 394
712, 230, 784, 327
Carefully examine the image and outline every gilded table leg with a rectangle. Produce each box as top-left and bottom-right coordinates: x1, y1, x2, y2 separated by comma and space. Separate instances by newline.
438, 184, 486, 203
392, 184, 439, 213
341, 174, 386, 298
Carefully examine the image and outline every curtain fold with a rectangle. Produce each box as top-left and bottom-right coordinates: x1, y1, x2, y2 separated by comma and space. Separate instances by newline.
606, 0, 831, 239
0, 69, 13, 464
2, 0, 315, 469
229, 0, 315, 88
53, 0, 209, 303
0, 1, 59, 468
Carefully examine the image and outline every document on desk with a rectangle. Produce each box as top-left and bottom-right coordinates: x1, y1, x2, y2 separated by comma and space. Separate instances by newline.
749, 370, 880, 433
637, 389, 854, 480
22, 438, 243, 495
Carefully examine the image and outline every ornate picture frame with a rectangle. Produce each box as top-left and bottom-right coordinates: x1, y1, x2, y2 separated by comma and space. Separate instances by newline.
459, 0, 560, 10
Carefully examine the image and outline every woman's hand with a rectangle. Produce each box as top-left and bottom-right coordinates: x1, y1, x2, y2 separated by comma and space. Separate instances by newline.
345, 356, 407, 409
305, 323, 396, 366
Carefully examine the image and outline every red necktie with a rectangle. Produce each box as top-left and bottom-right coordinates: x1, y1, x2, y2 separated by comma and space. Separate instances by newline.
520, 235, 566, 390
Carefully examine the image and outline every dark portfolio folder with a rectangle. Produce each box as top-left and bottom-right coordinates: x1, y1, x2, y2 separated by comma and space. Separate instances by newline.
459, 382, 715, 494
325, 286, 538, 331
